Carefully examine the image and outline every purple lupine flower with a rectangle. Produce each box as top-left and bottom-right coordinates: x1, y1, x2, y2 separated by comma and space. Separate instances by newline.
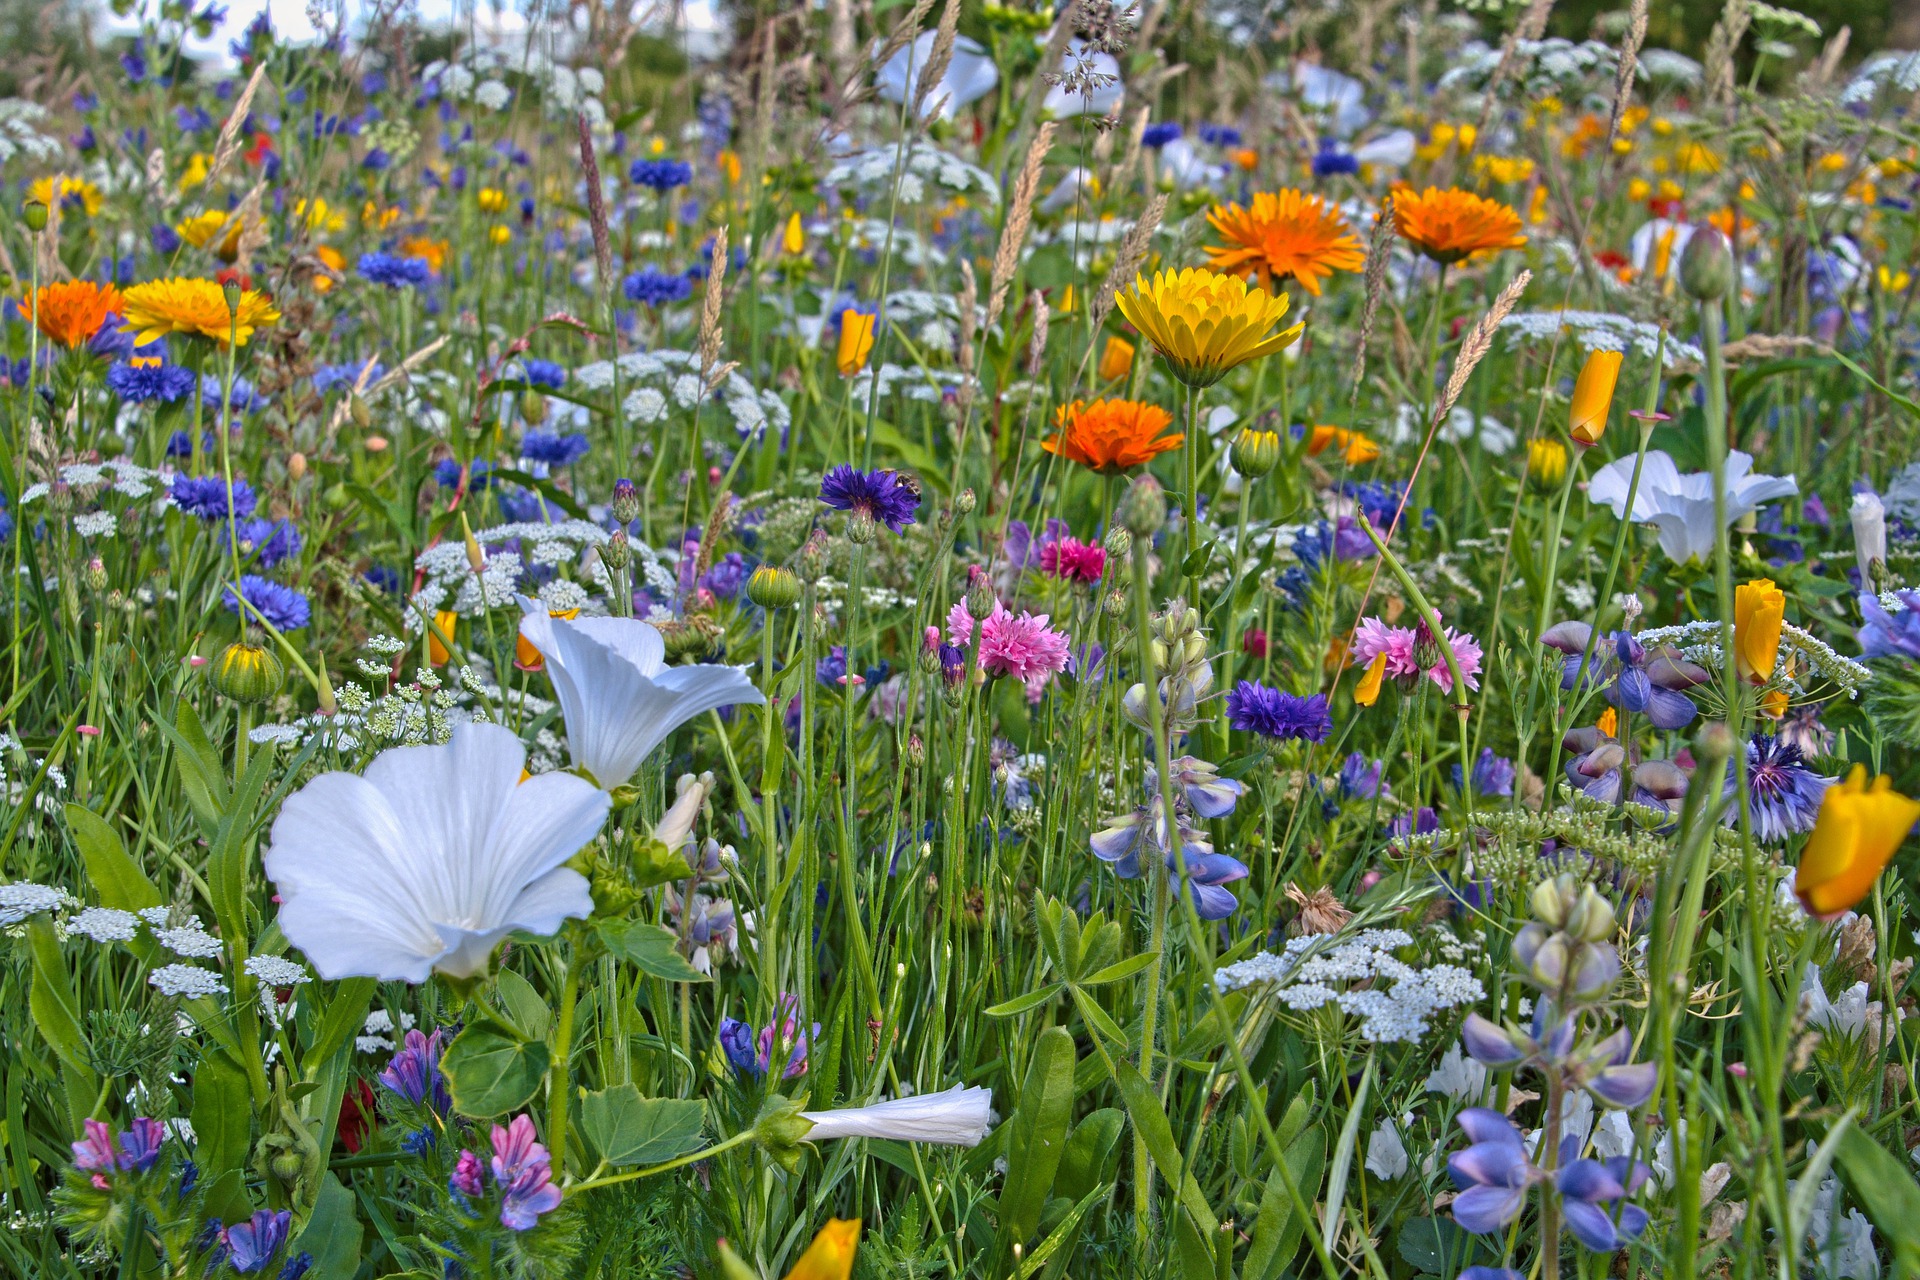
1090, 797, 1247, 919
1557, 1152, 1651, 1251
378, 1029, 450, 1112
1447, 1108, 1535, 1235
1727, 732, 1833, 843
816, 645, 850, 686
450, 1148, 485, 1197
1225, 682, 1332, 742
1468, 748, 1516, 797
718, 1017, 759, 1075
219, 1209, 292, 1273
1581, 1027, 1659, 1109
818, 465, 920, 534
1171, 847, 1250, 921
1540, 623, 1708, 730
488, 1115, 560, 1231
1165, 757, 1244, 819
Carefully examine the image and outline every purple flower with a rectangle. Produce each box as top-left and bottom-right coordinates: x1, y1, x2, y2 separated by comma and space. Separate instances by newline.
1447, 1109, 1534, 1236
520, 432, 591, 466
1338, 753, 1383, 799
1461, 749, 1515, 797
1858, 590, 1920, 661
1558, 1153, 1651, 1251
378, 1029, 450, 1112
108, 358, 197, 403
118, 1118, 167, 1172
1312, 142, 1359, 177
1582, 1027, 1659, 1110
1199, 123, 1242, 147
1387, 807, 1438, 838
718, 1017, 758, 1074
1141, 121, 1182, 148
818, 464, 919, 534
622, 270, 692, 307
222, 575, 311, 631
519, 358, 566, 389
1226, 682, 1331, 741
1729, 733, 1832, 843
172, 474, 257, 522
226, 517, 301, 569
489, 1115, 560, 1231
357, 252, 432, 288
1002, 518, 1069, 573
701, 552, 749, 599
1166, 756, 1244, 818
1541, 623, 1707, 731
1090, 798, 1247, 919
450, 1148, 485, 1197
719, 996, 818, 1078
72, 1118, 118, 1172
219, 1209, 292, 1273
1172, 847, 1250, 920
629, 158, 693, 191
816, 645, 850, 686
1560, 727, 1690, 821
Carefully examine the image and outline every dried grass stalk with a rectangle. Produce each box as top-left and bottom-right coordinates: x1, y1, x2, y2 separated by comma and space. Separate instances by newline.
1432, 269, 1531, 424
576, 115, 613, 293
1090, 192, 1166, 329
957, 258, 978, 370
1606, 0, 1648, 146
1348, 193, 1396, 404
208, 64, 268, 189
986, 121, 1056, 331
1704, 0, 1752, 111
1026, 289, 1050, 377
913, 0, 961, 122
699, 227, 730, 380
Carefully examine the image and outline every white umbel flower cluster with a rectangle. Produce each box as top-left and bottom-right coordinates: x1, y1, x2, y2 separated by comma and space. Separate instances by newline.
1215, 928, 1486, 1043
149, 964, 229, 998
0, 882, 73, 926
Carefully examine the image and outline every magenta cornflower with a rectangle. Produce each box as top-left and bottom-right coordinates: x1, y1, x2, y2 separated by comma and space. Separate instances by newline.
1040, 537, 1107, 584
977, 605, 1072, 680
1352, 615, 1483, 694
946, 599, 976, 646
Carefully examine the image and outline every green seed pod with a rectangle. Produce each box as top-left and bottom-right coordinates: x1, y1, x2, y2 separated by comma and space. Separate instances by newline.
1678, 226, 1733, 302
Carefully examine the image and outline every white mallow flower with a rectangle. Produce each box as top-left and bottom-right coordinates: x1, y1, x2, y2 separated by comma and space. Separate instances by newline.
1364, 1116, 1409, 1179
517, 608, 765, 791
1425, 1043, 1488, 1100
873, 33, 999, 121
800, 1085, 993, 1146
1851, 491, 1887, 582
263, 722, 610, 982
1353, 129, 1416, 168
1157, 137, 1224, 190
1587, 449, 1798, 565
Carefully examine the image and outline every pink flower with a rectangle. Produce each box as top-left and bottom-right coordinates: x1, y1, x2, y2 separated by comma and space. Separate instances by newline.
450, 1149, 485, 1197
1350, 615, 1483, 694
1040, 537, 1106, 585
1438, 626, 1483, 693
945, 599, 976, 647
977, 605, 1071, 681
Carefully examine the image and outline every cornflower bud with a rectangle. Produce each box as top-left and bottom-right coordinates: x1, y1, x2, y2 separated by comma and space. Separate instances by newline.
964, 565, 996, 619
602, 528, 632, 570
609, 477, 640, 526
954, 487, 977, 515
1119, 475, 1165, 536
1104, 527, 1132, 561
83, 557, 108, 592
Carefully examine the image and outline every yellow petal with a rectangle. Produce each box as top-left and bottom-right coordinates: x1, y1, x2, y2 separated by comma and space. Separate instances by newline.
783, 1219, 860, 1280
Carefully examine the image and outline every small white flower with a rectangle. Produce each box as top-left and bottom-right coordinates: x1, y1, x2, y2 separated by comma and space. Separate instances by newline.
68, 906, 140, 942
155, 925, 223, 958
1425, 1043, 1489, 1100
244, 955, 310, 986
136, 906, 174, 927
474, 80, 512, 111
800, 1085, 993, 1146
149, 964, 229, 998
1364, 1119, 1409, 1179
1588, 450, 1798, 564
356, 1034, 395, 1053
0, 882, 69, 926
72, 511, 117, 538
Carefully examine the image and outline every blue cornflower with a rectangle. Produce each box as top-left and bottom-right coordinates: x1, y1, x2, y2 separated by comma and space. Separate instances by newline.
360, 148, 390, 171
700, 552, 748, 599
518, 358, 566, 389
1312, 141, 1360, 178
1225, 681, 1331, 741
222, 575, 310, 631
1338, 753, 1384, 799
200, 373, 264, 413
1731, 733, 1833, 843
629, 158, 692, 191
818, 464, 919, 534
150, 223, 182, 254
166, 431, 214, 459
175, 105, 215, 133
107, 358, 196, 404
310, 358, 382, 394
1199, 123, 1242, 147
433, 458, 493, 491
364, 564, 402, 595
622, 270, 692, 307
357, 252, 432, 288
519, 432, 590, 466
816, 645, 849, 687
226, 518, 302, 569
1141, 121, 1182, 148
172, 475, 256, 522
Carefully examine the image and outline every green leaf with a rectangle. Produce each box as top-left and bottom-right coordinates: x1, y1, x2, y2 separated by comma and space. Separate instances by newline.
1111, 1060, 1217, 1234
596, 919, 709, 982
1053, 1109, 1124, 1204
1394, 1216, 1491, 1275
1832, 1122, 1920, 1272
306, 978, 377, 1067
191, 1049, 254, 1220
1320, 1059, 1371, 1252
296, 1174, 364, 1280
161, 700, 227, 835
1025, 1184, 1107, 1280
1078, 952, 1158, 987
579, 1085, 707, 1166
1244, 1123, 1325, 1280
985, 984, 1061, 1017
442, 1023, 551, 1117
1172, 1205, 1216, 1280
27, 921, 98, 1111
494, 967, 553, 1041
995, 1027, 1077, 1258
65, 804, 161, 911
1068, 985, 1129, 1048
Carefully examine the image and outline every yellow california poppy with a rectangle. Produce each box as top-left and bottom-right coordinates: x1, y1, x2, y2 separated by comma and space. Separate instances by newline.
836, 310, 876, 376
1568, 350, 1623, 446
1733, 578, 1785, 682
1354, 651, 1388, 707
1098, 335, 1135, 381
783, 1219, 860, 1280
1794, 766, 1920, 917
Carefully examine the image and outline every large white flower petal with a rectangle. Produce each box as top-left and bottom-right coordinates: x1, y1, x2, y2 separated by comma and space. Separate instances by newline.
567, 614, 666, 676
476, 773, 610, 923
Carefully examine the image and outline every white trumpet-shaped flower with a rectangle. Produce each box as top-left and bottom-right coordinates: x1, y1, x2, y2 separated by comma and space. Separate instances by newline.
1587, 449, 1798, 565
518, 607, 764, 790
800, 1085, 993, 1146
873, 33, 999, 121
264, 723, 609, 982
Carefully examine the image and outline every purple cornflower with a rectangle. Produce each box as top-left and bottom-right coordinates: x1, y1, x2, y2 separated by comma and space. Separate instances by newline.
1141, 121, 1182, 148
519, 358, 566, 389
450, 1148, 485, 1197
1199, 123, 1242, 146
488, 1115, 560, 1231
622, 270, 692, 307
1728, 732, 1833, 843
107, 357, 197, 403
226, 517, 301, 569
357, 252, 433, 288
222, 575, 311, 631
1311, 141, 1359, 177
818, 464, 919, 534
433, 458, 493, 491
378, 1028, 450, 1112
1338, 753, 1384, 799
218, 1209, 291, 1273
519, 432, 591, 466
172, 474, 257, 522
718, 994, 817, 1079
629, 158, 693, 191
1225, 681, 1331, 742
700, 552, 748, 599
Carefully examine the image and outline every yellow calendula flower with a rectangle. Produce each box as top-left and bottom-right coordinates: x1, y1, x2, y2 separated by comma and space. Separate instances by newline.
312, 244, 346, 294
478, 187, 508, 214
1115, 267, 1303, 388
1733, 578, 1785, 682
718, 149, 742, 184
1473, 155, 1535, 184
121, 277, 281, 348
836, 309, 876, 376
1879, 265, 1911, 293
488, 225, 511, 245
1674, 141, 1722, 174
1307, 424, 1380, 466
174, 209, 252, 261
29, 174, 103, 216
1793, 766, 1920, 917
1568, 349, 1623, 446
176, 153, 213, 192
783, 1219, 860, 1280
294, 198, 348, 234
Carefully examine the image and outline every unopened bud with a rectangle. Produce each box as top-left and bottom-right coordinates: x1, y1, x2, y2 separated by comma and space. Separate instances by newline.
83, 557, 108, 592
1678, 226, 1733, 302
609, 477, 640, 526
964, 567, 996, 619
954, 487, 976, 515
846, 510, 878, 544
1229, 427, 1281, 478
21, 199, 47, 232
797, 530, 830, 582
746, 565, 801, 610
287, 451, 307, 482
221, 276, 243, 315
1103, 589, 1129, 620
602, 528, 632, 570
210, 638, 285, 704
1693, 721, 1736, 762
1104, 526, 1132, 561
520, 390, 549, 425
1119, 475, 1165, 536
349, 393, 372, 429
905, 732, 925, 768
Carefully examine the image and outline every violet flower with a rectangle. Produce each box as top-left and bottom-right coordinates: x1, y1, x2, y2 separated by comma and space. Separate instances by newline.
378, 1028, 450, 1112
489, 1115, 561, 1231
1540, 623, 1707, 730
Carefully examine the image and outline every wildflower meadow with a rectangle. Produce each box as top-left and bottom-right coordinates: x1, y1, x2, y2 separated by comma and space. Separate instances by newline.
3, 0, 1920, 1275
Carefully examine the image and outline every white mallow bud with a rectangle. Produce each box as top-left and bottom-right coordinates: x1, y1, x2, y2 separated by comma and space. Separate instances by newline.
1851, 491, 1887, 587
652, 771, 716, 848
799, 1085, 993, 1146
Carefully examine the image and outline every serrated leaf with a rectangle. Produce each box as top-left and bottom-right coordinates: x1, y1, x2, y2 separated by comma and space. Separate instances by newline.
579, 1085, 706, 1166
442, 1023, 550, 1117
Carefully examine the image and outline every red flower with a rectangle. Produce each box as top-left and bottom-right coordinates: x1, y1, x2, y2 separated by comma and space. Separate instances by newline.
337, 1080, 377, 1153
245, 133, 273, 166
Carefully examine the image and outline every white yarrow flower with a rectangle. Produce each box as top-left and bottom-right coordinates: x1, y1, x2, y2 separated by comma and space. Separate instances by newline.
517, 607, 764, 791
263, 722, 610, 982
150, 964, 230, 998
800, 1085, 993, 1146
68, 906, 140, 942
0, 882, 70, 926
244, 955, 311, 986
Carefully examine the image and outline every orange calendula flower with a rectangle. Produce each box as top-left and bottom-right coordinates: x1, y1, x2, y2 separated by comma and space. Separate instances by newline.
1391, 186, 1528, 264
1734, 578, 1785, 682
1568, 349, 1623, 446
1043, 398, 1182, 475
121, 277, 281, 348
27, 280, 122, 348
1307, 424, 1381, 465
1205, 190, 1364, 297
1793, 766, 1920, 917
312, 245, 346, 294
1098, 335, 1135, 381
399, 237, 450, 272
783, 1219, 860, 1280
836, 310, 876, 376
1115, 268, 1302, 388
1354, 651, 1388, 707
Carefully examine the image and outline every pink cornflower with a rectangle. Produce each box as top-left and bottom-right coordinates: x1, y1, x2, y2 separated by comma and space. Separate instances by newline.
1040, 537, 1106, 585
946, 599, 976, 646
977, 605, 1072, 680
1351, 615, 1482, 694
